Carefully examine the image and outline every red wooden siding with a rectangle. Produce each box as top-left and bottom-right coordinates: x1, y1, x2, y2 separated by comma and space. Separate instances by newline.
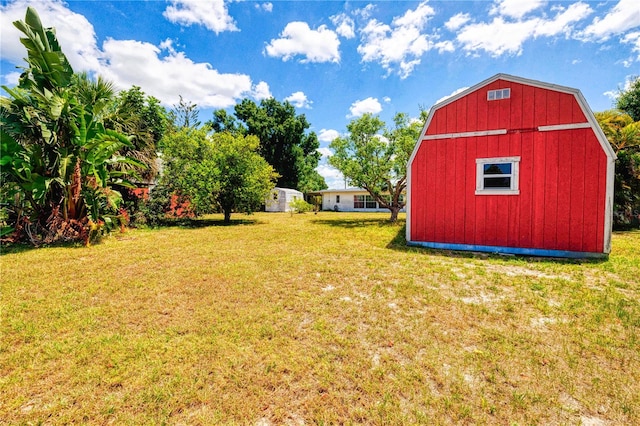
411, 79, 607, 254
424, 80, 588, 135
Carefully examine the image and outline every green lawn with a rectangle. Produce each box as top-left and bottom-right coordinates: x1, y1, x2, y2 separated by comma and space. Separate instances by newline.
1, 212, 639, 425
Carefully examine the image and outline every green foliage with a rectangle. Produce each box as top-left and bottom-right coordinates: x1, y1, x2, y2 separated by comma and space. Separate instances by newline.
210, 132, 278, 222
158, 129, 277, 223
289, 198, 313, 214
209, 98, 326, 191
168, 95, 201, 130
0, 7, 141, 245
595, 110, 640, 228
329, 112, 422, 222
139, 184, 173, 227
617, 76, 640, 122
105, 85, 168, 181
13, 7, 73, 92
159, 127, 218, 216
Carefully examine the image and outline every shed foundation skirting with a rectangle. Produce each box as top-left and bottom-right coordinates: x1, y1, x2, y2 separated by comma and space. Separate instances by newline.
407, 241, 608, 259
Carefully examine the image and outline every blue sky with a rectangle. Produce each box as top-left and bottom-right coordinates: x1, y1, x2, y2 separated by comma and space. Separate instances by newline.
1, 0, 639, 188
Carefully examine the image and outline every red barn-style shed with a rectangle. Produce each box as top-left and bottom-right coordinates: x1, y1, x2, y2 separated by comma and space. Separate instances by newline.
406, 74, 616, 258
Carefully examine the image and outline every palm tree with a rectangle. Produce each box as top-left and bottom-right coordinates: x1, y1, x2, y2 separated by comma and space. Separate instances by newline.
595, 110, 640, 227
595, 110, 640, 154
1, 7, 140, 244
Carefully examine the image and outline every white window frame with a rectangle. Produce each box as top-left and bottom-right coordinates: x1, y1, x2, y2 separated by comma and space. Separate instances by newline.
354, 194, 377, 209
475, 156, 520, 195
487, 88, 511, 101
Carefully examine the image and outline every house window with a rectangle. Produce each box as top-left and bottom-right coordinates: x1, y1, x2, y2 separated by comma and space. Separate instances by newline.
487, 88, 510, 101
336, 195, 340, 203
381, 194, 404, 204
354, 195, 377, 209
475, 156, 520, 195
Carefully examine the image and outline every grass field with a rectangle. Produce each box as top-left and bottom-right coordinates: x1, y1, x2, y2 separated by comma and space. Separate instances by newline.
1, 212, 639, 425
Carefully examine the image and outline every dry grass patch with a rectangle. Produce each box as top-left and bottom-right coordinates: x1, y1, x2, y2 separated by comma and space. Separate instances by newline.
1, 213, 639, 424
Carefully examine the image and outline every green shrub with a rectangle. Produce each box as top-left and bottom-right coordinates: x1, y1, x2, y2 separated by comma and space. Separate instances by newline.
289, 198, 313, 214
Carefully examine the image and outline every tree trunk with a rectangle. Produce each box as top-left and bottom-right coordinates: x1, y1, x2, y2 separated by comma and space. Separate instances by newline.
389, 206, 400, 223
223, 209, 232, 224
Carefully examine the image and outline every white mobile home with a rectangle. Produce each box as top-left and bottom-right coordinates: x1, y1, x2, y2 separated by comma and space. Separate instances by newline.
265, 187, 304, 212
320, 188, 405, 212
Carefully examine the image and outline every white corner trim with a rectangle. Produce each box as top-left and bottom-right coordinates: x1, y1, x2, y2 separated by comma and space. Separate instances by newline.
406, 164, 412, 243
604, 157, 615, 253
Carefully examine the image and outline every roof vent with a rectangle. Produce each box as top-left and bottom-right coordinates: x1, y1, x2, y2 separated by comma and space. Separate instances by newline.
488, 88, 510, 101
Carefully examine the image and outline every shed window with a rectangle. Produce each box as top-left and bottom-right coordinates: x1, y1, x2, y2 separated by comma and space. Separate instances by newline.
487, 88, 510, 101
476, 157, 520, 195
354, 195, 377, 209
336, 195, 340, 203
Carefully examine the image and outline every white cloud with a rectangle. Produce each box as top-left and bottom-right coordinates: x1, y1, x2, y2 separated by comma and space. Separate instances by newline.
318, 129, 340, 143
490, 0, 546, 19
331, 13, 355, 39
383, 96, 391, 103
285, 91, 312, 108
348, 97, 382, 118
456, 18, 534, 56
100, 39, 253, 108
354, 4, 377, 21
1, 0, 266, 109
392, 0, 436, 28
317, 147, 334, 158
445, 13, 471, 31
603, 89, 618, 101
535, 2, 593, 37
3, 72, 21, 86
622, 31, 640, 63
163, 0, 238, 34
159, 38, 177, 55
256, 3, 273, 13
456, 2, 592, 56
603, 74, 638, 100
316, 163, 345, 189
1, 0, 102, 73
435, 86, 469, 105
357, 1, 443, 78
264, 21, 341, 63
252, 81, 272, 100
580, 0, 640, 41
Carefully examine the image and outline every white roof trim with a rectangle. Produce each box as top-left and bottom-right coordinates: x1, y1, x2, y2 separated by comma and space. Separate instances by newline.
319, 188, 368, 193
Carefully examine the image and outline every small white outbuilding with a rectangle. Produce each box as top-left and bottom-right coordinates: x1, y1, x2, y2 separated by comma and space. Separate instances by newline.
265, 187, 304, 212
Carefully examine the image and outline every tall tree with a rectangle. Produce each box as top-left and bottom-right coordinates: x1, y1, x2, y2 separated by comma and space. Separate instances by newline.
595, 110, 640, 227
329, 112, 423, 222
159, 129, 277, 223
616, 76, 640, 122
169, 95, 201, 130
157, 127, 219, 216
209, 98, 326, 191
1, 7, 140, 244
210, 132, 278, 223
105, 85, 168, 180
